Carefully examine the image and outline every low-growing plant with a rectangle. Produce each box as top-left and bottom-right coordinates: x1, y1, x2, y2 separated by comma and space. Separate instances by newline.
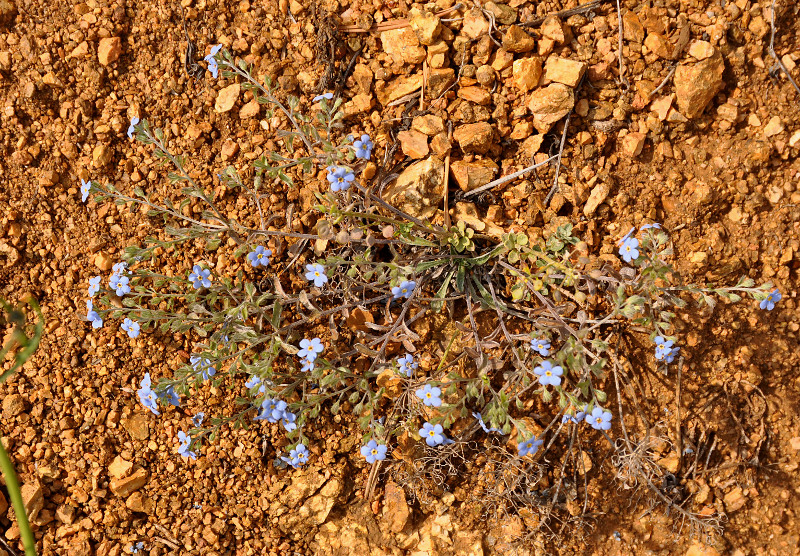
80, 46, 780, 538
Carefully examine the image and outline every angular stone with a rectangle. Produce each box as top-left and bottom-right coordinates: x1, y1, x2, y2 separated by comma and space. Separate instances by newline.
92, 144, 112, 168
527, 83, 574, 133
453, 122, 494, 154
376, 369, 402, 399
540, 15, 566, 44
108, 456, 133, 480
512, 57, 542, 92
426, 68, 455, 99
239, 99, 260, 119
475, 64, 495, 87
381, 27, 426, 65
502, 25, 535, 53
450, 159, 498, 192
383, 482, 410, 533
110, 467, 148, 498
457, 86, 491, 105
644, 33, 671, 59
621, 132, 646, 157
763, 116, 784, 137
674, 49, 724, 119
214, 83, 241, 113
686, 543, 720, 556
409, 8, 441, 45
126, 491, 154, 514
521, 134, 544, 158
650, 94, 674, 121
2, 393, 26, 417
484, 2, 517, 25
544, 56, 586, 87
430, 133, 451, 157
412, 114, 445, 136
623, 10, 645, 43
688, 40, 715, 61
461, 9, 490, 39
583, 181, 610, 216
723, 486, 746, 512
384, 157, 445, 219
377, 74, 422, 105
22, 481, 43, 520
398, 130, 429, 159
97, 36, 122, 66
121, 414, 149, 440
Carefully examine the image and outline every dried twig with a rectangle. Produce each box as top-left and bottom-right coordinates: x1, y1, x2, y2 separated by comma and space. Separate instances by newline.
462, 155, 558, 198
648, 63, 677, 98
768, 0, 800, 95
615, 0, 629, 89
545, 74, 586, 204
339, 4, 463, 33
521, 0, 607, 27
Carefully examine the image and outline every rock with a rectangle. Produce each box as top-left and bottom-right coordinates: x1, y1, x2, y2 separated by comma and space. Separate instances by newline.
377, 73, 422, 105
461, 9, 490, 39
686, 543, 720, 556
453, 122, 494, 154
623, 10, 645, 43
397, 130, 429, 159
426, 68, 455, 99
540, 15, 566, 43
382, 482, 410, 533
512, 57, 542, 92
527, 83, 574, 133
544, 56, 586, 87
92, 144, 112, 168
409, 8, 441, 45
475, 64, 496, 87
0, 0, 17, 27
583, 181, 610, 216
68, 41, 89, 59
110, 467, 148, 497
789, 130, 800, 148
384, 157, 445, 219
650, 94, 673, 121
126, 491, 154, 513
97, 37, 122, 66
451, 159, 498, 192
430, 133, 451, 156
56, 504, 77, 525
380, 27, 426, 65
21, 481, 43, 520
214, 83, 241, 113
644, 33, 671, 58
239, 99, 260, 119
688, 40, 715, 61
502, 25, 535, 53
723, 486, 746, 512
108, 456, 133, 480
452, 202, 504, 238
763, 116, 784, 137
2, 393, 26, 417
94, 251, 113, 271
716, 102, 738, 122
674, 49, 724, 119
521, 134, 545, 158
621, 132, 646, 157
341, 94, 373, 117
453, 530, 485, 556
458, 86, 491, 105
282, 478, 343, 531
657, 454, 681, 473
412, 114, 445, 136
221, 139, 239, 160
42, 71, 63, 87
484, 2, 516, 25
376, 369, 402, 399
0, 491, 7, 516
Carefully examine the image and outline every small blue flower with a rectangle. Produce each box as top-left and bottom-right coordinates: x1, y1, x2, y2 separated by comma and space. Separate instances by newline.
121, 318, 140, 338
109, 274, 131, 297
473, 412, 503, 434
530, 338, 551, 356
190, 356, 216, 381
137, 373, 159, 415
305, 263, 328, 287
654, 336, 679, 363
189, 264, 212, 289
130, 542, 144, 554
415, 384, 442, 407
298, 337, 324, 361
327, 165, 355, 192
641, 223, 661, 230
313, 92, 333, 102
397, 354, 418, 377
562, 407, 587, 424
534, 361, 563, 387
282, 411, 297, 432
160, 385, 181, 407
760, 289, 781, 311
517, 436, 544, 457
419, 422, 445, 447
247, 246, 272, 267
353, 134, 374, 160
286, 444, 309, 468
112, 261, 127, 275
191, 412, 205, 427
177, 431, 197, 460
392, 280, 416, 300
360, 440, 388, 463
204, 44, 222, 78
586, 407, 613, 430
127, 117, 140, 140
88, 275, 101, 297
245, 375, 266, 394
80, 179, 92, 202
619, 237, 640, 263
300, 358, 315, 373
86, 300, 103, 329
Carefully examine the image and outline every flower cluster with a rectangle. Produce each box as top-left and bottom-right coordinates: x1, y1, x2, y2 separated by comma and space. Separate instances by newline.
473, 412, 503, 434
297, 337, 324, 372
177, 431, 197, 459
190, 355, 216, 381
81, 178, 92, 203
530, 337, 551, 356
86, 300, 103, 329
353, 134, 373, 160
204, 44, 222, 79
137, 373, 180, 415
585, 407, 613, 430
255, 398, 297, 432
760, 288, 781, 311
121, 317, 140, 339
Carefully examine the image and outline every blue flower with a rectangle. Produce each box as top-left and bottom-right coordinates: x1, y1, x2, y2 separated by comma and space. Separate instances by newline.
313, 92, 333, 102
109, 274, 131, 297
654, 336, 679, 363
121, 318, 140, 338
392, 280, 416, 300
282, 411, 298, 432
534, 361, 563, 387
305, 263, 328, 287
192, 412, 205, 427
419, 422, 445, 447
245, 375, 266, 394
473, 412, 503, 433
517, 436, 543, 457
641, 223, 661, 230
177, 431, 197, 460
137, 373, 160, 415
81, 179, 92, 202
112, 261, 128, 275
130, 542, 144, 554
397, 354, 418, 377
327, 165, 355, 192
204, 44, 222, 78
127, 117, 140, 140
88, 275, 101, 297
86, 300, 103, 329
255, 398, 289, 423
247, 246, 272, 267
297, 337, 324, 361
160, 385, 181, 407
189, 264, 212, 289
619, 237, 639, 263
562, 407, 587, 424
285, 444, 309, 468
300, 358, 315, 373
360, 440, 388, 463
760, 289, 781, 311
190, 356, 216, 380
415, 384, 442, 407
530, 337, 551, 356
586, 407, 612, 430
353, 134, 373, 160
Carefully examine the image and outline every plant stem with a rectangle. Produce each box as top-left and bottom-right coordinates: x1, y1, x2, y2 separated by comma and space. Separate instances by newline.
0, 439, 37, 556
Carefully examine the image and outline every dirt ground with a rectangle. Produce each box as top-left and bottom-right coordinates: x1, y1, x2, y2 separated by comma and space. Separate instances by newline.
1, 0, 799, 554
